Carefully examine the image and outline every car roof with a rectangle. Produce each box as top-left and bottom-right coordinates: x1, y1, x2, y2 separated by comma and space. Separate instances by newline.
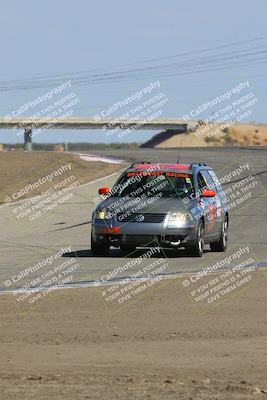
133, 163, 191, 170
127, 162, 212, 173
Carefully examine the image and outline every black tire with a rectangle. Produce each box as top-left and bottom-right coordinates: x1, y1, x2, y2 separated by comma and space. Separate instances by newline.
185, 219, 205, 257
120, 244, 136, 253
210, 216, 228, 252
91, 234, 110, 256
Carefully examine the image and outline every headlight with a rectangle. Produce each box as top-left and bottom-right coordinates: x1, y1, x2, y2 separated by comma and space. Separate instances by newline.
95, 210, 112, 220
168, 212, 193, 221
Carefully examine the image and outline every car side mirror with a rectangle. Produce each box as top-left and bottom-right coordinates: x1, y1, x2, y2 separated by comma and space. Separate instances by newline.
201, 189, 216, 197
98, 187, 110, 195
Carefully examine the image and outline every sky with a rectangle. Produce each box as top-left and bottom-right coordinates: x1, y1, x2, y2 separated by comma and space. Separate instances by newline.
0, 0, 266, 144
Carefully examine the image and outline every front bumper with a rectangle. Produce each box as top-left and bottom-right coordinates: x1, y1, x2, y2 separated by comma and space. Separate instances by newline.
92, 217, 196, 247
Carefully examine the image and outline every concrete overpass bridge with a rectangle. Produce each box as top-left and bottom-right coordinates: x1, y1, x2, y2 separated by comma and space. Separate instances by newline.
0, 117, 198, 150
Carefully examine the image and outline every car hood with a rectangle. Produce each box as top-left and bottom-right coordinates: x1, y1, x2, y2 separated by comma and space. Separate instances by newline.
97, 196, 196, 215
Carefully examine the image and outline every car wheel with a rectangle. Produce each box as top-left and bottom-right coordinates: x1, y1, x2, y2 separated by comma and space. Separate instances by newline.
120, 244, 136, 253
210, 216, 228, 252
185, 219, 204, 257
91, 234, 110, 256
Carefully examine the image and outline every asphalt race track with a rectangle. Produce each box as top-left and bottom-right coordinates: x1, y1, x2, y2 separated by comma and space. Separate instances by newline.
0, 147, 266, 292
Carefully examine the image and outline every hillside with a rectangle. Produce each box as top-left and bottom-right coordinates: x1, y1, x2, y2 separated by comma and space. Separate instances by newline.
141, 123, 267, 148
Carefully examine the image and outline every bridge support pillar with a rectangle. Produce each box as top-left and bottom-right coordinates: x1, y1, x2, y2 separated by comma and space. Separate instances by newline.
24, 128, 32, 151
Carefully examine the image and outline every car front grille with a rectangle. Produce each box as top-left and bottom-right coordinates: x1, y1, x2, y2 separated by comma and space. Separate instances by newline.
117, 213, 166, 223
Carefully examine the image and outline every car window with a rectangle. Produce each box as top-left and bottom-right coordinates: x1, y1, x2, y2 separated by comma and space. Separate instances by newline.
208, 170, 223, 191
208, 169, 227, 204
197, 172, 208, 192
201, 170, 217, 190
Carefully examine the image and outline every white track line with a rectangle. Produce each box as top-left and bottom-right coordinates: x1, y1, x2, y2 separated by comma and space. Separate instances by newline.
73, 152, 125, 164
0, 262, 266, 295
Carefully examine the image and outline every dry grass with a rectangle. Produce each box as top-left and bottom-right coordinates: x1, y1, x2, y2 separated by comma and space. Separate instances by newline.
0, 151, 125, 203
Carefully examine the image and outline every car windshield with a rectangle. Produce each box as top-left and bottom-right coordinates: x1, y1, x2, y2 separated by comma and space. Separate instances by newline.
111, 171, 194, 198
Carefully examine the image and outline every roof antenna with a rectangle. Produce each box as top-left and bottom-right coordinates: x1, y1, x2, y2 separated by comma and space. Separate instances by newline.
176, 133, 183, 163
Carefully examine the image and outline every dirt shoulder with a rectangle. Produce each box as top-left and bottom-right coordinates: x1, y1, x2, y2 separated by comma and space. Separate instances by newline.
0, 152, 125, 203
0, 273, 266, 399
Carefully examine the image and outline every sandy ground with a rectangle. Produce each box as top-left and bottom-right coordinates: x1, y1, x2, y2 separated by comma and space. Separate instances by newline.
0, 152, 125, 203
1, 272, 267, 399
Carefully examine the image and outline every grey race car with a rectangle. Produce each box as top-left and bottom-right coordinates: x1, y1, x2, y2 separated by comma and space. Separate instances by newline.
91, 161, 229, 257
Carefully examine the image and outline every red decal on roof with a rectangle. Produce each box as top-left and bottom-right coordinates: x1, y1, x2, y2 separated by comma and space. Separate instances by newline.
166, 172, 190, 178
127, 171, 164, 176
134, 163, 190, 170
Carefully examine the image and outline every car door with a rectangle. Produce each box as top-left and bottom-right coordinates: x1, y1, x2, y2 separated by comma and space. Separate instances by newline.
197, 170, 218, 237
202, 169, 224, 235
